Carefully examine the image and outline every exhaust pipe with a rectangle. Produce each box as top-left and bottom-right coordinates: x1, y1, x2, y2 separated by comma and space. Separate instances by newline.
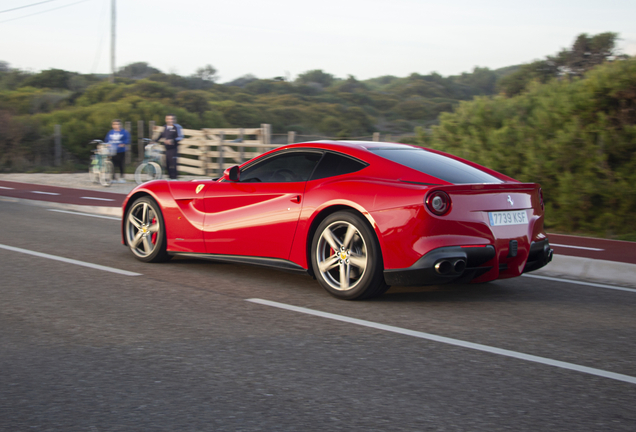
434, 259, 466, 275
453, 259, 466, 273
435, 260, 453, 275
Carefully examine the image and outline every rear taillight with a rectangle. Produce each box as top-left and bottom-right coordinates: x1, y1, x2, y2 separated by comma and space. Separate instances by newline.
539, 188, 544, 211
425, 190, 451, 216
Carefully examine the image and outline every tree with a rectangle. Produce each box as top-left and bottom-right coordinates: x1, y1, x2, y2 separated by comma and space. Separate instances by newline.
498, 32, 622, 96
118, 62, 161, 79
295, 69, 335, 88
193, 64, 218, 82
333, 75, 367, 93
21, 69, 75, 90
175, 90, 210, 116
224, 74, 258, 88
557, 32, 621, 76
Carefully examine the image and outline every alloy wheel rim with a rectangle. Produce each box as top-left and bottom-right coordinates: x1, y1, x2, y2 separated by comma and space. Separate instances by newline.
126, 202, 160, 258
316, 221, 368, 291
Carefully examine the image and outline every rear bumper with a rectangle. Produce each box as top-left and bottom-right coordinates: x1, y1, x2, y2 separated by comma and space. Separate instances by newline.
522, 239, 553, 273
383, 239, 553, 286
384, 245, 496, 286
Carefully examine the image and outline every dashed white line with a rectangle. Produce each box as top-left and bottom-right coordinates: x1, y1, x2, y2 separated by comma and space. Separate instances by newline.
81, 196, 115, 202
246, 298, 636, 385
551, 243, 604, 251
0, 244, 141, 276
48, 209, 120, 221
0, 186, 15, 190
31, 191, 60, 196
522, 274, 636, 293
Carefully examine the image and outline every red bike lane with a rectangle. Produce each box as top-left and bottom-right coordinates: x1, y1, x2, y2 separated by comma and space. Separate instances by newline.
0, 180, 126, 207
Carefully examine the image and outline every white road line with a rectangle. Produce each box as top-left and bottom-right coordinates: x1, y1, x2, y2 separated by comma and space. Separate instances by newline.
81, 196, 115, 202
246, 298, 636, 386
31, 191, 60, 196
549, 232, 635, 244
522, 274, 636, 293
0, 186, 15, 190
551, 243, 604, 251
0, 244, 141, 276
48, 209, 120, 221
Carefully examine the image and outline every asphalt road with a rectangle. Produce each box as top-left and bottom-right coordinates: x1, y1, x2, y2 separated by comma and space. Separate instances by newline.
1, 200, 635, 431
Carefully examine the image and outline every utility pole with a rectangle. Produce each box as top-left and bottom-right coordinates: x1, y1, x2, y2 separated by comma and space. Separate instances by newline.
110, 0, 116, 83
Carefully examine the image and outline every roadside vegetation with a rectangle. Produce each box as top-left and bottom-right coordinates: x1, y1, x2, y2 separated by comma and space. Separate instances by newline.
0, 58, 510, 169
410, 34, 635, 238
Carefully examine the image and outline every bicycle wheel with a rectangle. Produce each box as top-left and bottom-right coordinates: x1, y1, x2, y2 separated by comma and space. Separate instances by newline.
100, 160, 114, 186
88, 164, 99, 184
135, 162, 162, 184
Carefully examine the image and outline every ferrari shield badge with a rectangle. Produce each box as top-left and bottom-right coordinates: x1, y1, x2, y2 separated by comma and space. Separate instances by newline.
195, 184, 205, 194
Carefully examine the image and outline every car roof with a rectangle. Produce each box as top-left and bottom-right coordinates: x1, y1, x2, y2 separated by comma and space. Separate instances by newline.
307, 140, 414, 150
278, 140, 417, 153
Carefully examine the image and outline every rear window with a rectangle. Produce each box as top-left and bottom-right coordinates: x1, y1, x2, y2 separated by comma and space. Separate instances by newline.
310, 152, 368, 180
370, 148, 502, 184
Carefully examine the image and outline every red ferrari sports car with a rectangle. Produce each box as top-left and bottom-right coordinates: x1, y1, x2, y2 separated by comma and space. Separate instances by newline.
122, 141, 553, 299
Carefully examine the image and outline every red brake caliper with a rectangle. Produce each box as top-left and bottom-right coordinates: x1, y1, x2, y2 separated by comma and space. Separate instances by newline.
151, 217, 157, 244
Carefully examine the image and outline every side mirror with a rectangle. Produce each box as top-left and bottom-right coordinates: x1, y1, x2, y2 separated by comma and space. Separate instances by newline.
223, 165, 240, 182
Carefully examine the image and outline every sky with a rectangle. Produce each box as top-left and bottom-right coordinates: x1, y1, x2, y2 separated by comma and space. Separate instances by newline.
1, 0, 635, 82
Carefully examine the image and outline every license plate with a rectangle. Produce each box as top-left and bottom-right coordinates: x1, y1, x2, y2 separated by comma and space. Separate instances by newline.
488, 210, 528, 226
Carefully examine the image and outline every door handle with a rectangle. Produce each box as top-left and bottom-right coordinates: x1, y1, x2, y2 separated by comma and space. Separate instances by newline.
290, 195, 301, 203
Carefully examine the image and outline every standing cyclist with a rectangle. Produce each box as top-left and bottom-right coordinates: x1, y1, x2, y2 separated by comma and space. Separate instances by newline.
105, 119, 130, 183
155, 114, 183, 180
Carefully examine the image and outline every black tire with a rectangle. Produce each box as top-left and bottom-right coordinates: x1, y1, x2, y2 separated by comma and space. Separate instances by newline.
311, 211, 388, 300
124, 197, 170, 263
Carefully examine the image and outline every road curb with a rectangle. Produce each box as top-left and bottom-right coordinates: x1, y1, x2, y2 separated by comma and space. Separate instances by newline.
532, 254, 636, 289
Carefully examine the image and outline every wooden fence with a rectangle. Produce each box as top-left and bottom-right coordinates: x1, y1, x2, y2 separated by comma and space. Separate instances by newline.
152, 124, 274, 177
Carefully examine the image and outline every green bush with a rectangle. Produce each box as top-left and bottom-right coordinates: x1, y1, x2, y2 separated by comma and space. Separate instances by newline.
413, 58, 636, 237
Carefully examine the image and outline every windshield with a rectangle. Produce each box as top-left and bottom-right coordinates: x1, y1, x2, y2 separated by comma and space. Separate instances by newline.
370, 148, 503, 184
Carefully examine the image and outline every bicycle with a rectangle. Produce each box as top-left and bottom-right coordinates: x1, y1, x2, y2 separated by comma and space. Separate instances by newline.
134, 139, 163, 184
88, 140, 114, 187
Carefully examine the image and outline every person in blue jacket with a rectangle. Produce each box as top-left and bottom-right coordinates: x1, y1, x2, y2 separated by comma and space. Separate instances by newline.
155, 114, 183, 180
104, 119, 130, 183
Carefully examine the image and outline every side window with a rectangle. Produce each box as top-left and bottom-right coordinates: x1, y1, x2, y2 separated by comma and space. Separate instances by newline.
310, 152, 368, 180
241, 151, 323, 183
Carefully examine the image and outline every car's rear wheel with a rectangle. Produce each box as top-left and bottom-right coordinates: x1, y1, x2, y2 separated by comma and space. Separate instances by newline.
311, 211, 388, 300
124, 197, 169, 263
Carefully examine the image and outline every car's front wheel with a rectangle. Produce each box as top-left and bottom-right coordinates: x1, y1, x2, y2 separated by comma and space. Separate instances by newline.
311, 211, 388, 300
124, 197, 169, 263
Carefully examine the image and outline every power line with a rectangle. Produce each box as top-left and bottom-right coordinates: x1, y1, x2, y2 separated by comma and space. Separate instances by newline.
0, 0, 92, 24
0, 0, 57, 14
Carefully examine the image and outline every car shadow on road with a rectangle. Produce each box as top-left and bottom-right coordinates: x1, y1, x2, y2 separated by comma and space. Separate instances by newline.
376, 282, 526, 303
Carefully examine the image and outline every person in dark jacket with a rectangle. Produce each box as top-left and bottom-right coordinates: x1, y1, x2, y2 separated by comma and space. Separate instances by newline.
105, 119, 130, 183
154, 114, 183, 180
